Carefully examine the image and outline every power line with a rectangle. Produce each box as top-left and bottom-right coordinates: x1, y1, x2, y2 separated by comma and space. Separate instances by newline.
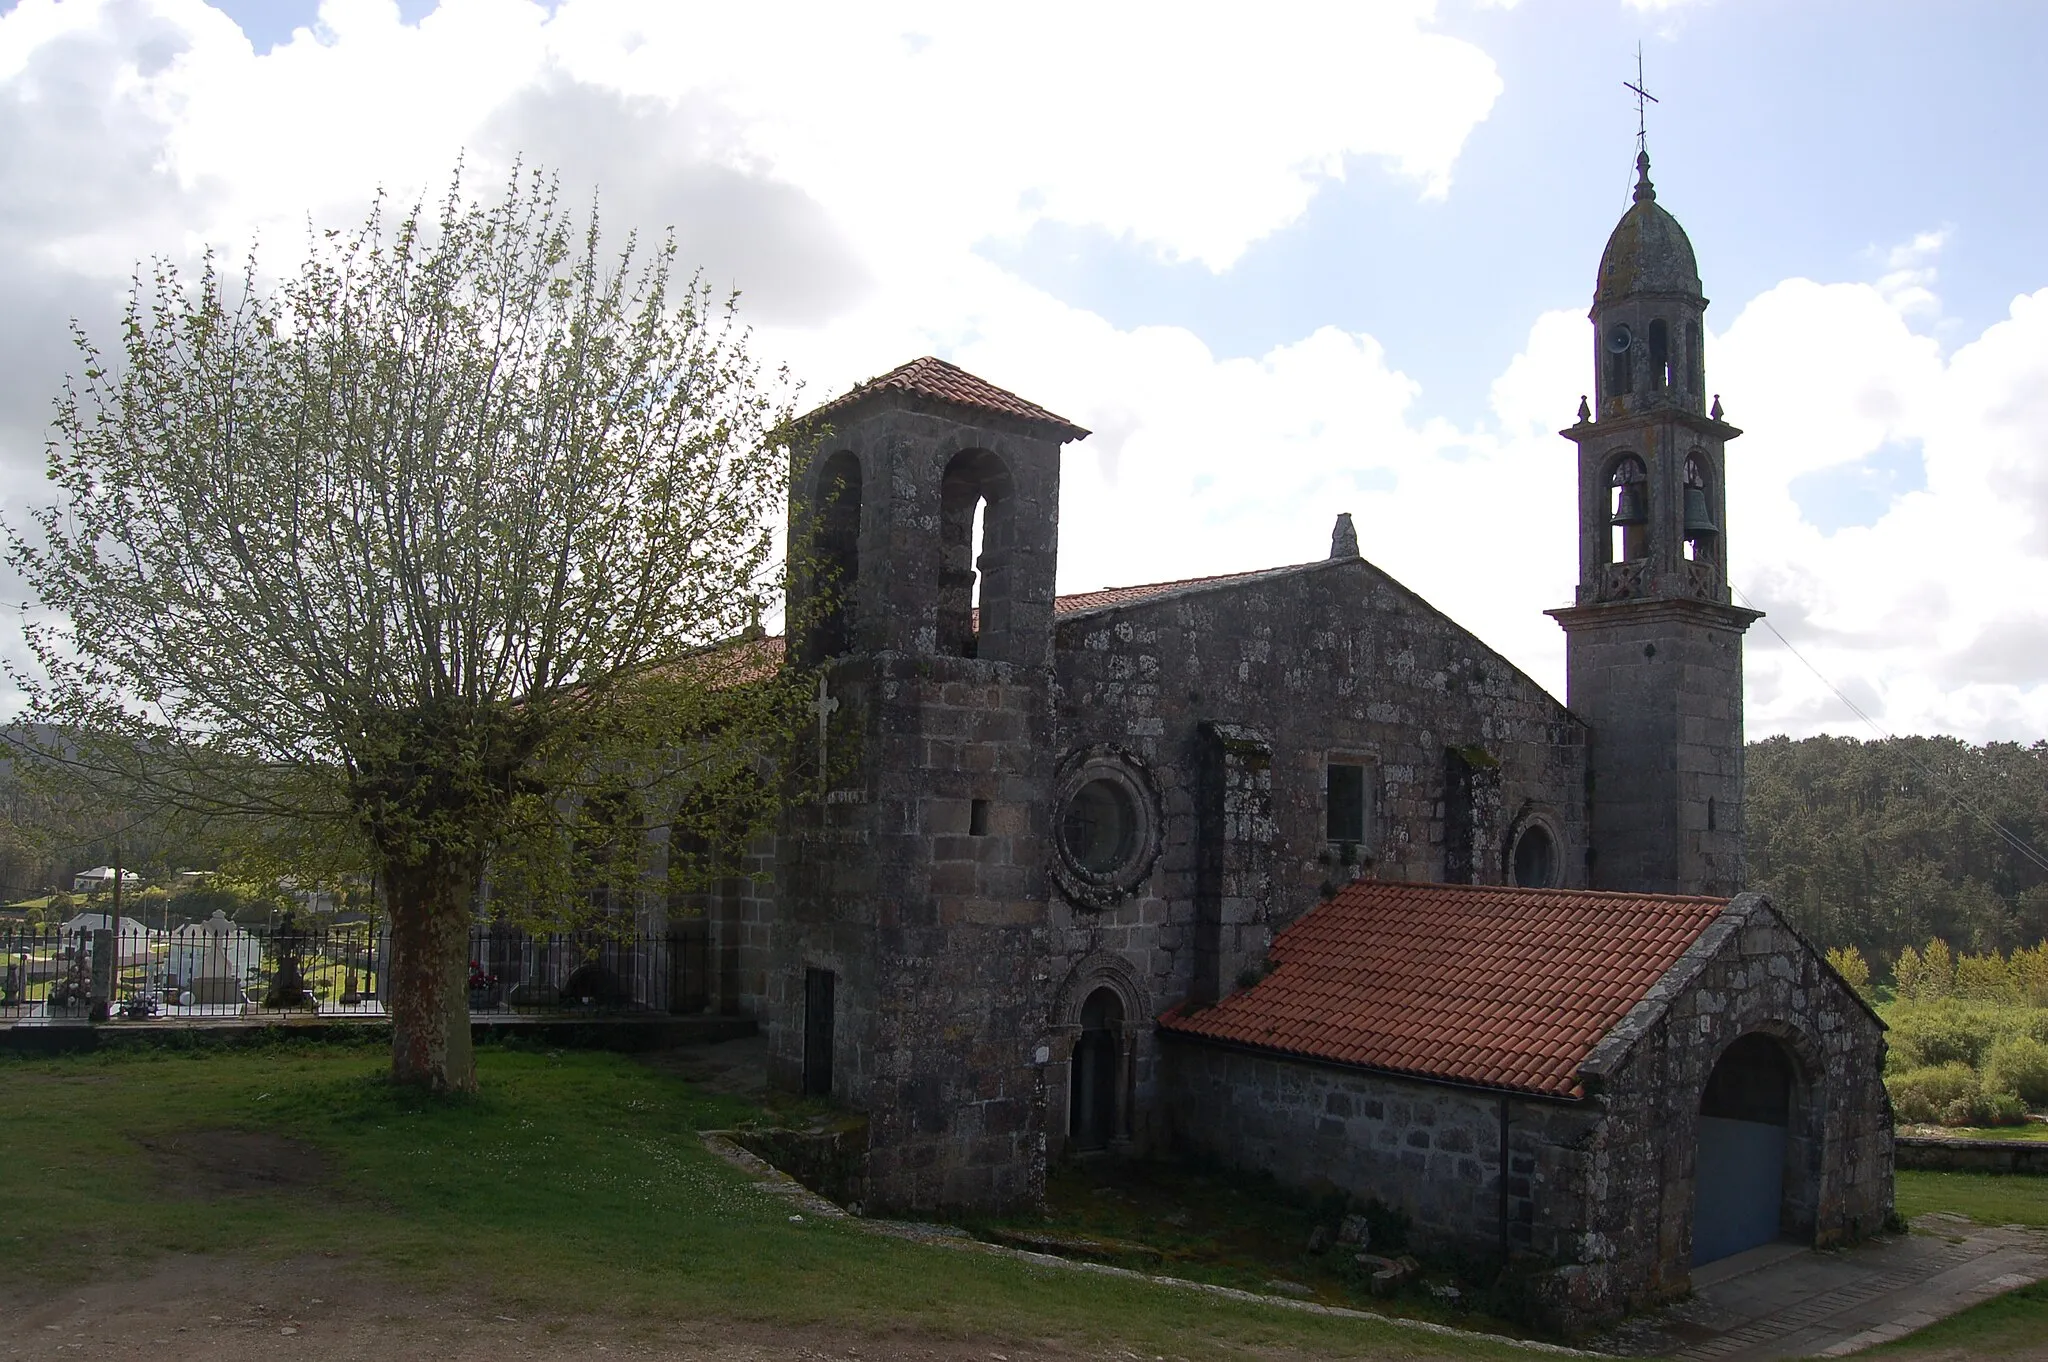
1731, 580, 2048, 878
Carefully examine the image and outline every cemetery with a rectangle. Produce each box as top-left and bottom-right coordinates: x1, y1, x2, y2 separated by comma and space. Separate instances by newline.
1, 908, 710, 1032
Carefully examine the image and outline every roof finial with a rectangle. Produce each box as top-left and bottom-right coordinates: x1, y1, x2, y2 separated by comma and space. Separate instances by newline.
1330, 512, 1360, 560
1625, 44, 1659, 203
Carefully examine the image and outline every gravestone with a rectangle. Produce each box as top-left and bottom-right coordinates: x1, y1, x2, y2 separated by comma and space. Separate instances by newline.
188, 910, 242, 1005
89, 929, 116, 1020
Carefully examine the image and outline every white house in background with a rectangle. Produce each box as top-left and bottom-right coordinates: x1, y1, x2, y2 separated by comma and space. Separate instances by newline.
71, 866, 139, 894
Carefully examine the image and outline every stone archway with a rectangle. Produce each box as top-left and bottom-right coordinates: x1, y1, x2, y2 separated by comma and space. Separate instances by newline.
1069, 987, 1124, 1152
1693, 1031, 1804, 1264
1049, 953, 1147, 1158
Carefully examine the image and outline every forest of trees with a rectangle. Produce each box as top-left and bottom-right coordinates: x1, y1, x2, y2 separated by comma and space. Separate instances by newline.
1748, 735, 2048, 981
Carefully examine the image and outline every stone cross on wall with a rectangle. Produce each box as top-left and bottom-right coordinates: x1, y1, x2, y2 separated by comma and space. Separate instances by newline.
810, 674, 839, 792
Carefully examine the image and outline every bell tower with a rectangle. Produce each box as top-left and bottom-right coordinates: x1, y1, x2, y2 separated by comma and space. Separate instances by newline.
1547, 152, 1761, 897
772, 356, 1087, 1216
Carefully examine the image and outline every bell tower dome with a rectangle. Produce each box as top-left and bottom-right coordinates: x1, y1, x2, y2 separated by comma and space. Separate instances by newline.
1547, 151, 1761, 897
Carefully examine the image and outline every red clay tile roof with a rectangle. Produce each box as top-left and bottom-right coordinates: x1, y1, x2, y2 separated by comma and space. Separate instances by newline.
1159, 880, 1730, 1099
801, 356, 1090, 442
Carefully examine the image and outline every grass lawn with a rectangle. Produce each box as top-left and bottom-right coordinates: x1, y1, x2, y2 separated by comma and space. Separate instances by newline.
1873, 1170, 2048, 1359
0, 1038, 1534, 1360
1864, 1280, 2048, 1358
1896, 1169, 2048, 1228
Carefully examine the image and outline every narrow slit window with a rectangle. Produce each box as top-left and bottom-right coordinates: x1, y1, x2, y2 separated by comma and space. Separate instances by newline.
1326, 763, 1367, 844
969, 798, 990, 836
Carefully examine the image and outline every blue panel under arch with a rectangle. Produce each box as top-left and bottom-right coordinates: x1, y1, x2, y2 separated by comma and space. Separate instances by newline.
1693, 1115, 1786, 1264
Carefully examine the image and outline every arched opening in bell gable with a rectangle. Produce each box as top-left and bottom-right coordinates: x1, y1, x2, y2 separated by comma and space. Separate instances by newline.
809, 450, 863, 660
938, 448, 1016, 660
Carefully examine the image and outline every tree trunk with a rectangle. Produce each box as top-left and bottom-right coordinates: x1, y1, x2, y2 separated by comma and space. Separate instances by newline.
384, 853, 480, 1093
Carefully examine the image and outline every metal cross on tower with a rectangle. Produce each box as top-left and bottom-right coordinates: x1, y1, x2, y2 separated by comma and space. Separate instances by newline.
1624, 44, 1659, 154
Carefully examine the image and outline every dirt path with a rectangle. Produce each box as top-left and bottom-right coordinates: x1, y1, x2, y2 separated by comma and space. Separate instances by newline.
1, 1255, 1094, 1362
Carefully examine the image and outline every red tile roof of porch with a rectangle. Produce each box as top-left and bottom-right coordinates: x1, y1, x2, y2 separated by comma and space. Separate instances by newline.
1158, 880, 1728, 1098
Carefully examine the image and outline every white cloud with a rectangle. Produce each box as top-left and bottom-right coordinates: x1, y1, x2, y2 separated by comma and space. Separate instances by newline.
1709, 276, 2048, 740
1873, 228, 1948, 318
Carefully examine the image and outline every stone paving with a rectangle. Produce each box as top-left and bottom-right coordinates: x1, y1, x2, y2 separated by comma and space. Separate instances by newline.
1592, 1214, 2048, 1359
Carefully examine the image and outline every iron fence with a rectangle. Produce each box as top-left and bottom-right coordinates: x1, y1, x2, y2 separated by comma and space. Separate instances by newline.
0, 918, 709, 1026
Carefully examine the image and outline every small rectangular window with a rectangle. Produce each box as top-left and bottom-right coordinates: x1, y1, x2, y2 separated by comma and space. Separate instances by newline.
969, 798, 990, 836
1326, 763, 1367, 844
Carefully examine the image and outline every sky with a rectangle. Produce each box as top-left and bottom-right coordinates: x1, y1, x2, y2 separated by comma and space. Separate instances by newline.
0, 0, 2044, 743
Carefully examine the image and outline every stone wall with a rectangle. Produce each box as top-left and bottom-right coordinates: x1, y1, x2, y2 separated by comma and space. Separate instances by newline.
1552, 596, 1754, 897
770, 648, 1056, 1215
1159, 1036, 1600, 1264
1894, 1136, 2048, 1175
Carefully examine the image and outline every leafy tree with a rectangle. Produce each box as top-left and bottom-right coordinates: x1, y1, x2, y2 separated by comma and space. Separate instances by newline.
6, 169, 804, 1092
1824, 944, 1871, 998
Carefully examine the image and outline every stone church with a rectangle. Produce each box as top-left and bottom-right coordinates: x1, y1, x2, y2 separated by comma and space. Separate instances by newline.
704, 150, 1892, 1324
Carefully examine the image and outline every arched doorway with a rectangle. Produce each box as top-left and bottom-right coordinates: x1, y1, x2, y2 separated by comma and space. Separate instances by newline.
1069, 987, 1124, 1152
1693, 1033, 1794, 1264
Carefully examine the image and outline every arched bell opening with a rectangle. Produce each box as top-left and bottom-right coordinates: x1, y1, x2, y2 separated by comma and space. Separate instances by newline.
1648, 318, 1672, 391
937, 448, 1016, 661
1606, 455, 1650, 564
1693, 1032, 1812, 1266
806, 450, 863, 661
1682, 454, 1719, 565
1603, 320, 1635, 401
1069, 986, 1128, 1154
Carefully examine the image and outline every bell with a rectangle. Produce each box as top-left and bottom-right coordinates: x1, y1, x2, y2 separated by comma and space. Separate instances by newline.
1610, 482, 1648, 526
1684, 485, 1718, 536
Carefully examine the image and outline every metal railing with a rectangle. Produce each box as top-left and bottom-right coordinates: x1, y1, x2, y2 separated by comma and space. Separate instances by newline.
0, 918, 709, 1026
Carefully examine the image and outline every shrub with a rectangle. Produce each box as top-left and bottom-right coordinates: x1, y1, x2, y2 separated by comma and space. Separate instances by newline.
1985, 1036, 2048, 1107
1980, 1090, 2031, 1126
1956, 951, 2021, 1002
1888, 1063, 1982, 1124
1888, 1007, 2003, 1069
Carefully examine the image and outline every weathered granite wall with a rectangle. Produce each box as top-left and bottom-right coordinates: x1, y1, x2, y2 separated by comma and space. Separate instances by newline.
1159, 1036, 1600, 1264
1894, 1137, 2048, 1175
1037, 554, 1587, 1160
1556, 892, 1894, 1323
